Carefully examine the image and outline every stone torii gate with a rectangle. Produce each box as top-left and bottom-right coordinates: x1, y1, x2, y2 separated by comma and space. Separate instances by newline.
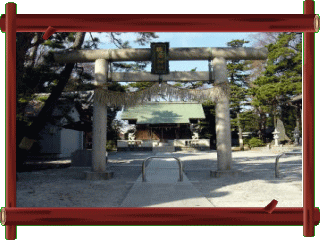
54, 46, 267, 180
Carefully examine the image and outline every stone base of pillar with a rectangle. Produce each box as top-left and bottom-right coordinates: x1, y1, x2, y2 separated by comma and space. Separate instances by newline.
210, 170, 242, 178
83, 171, 114, 180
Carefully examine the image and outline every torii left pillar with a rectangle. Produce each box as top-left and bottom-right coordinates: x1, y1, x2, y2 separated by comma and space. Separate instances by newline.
210, 57, 240, 178
84, 59, 113, 180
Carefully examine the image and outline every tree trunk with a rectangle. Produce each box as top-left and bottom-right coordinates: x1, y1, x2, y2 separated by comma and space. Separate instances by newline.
237, 112, 244, 150
257, 108, 266, 142
19, 32, 86, 150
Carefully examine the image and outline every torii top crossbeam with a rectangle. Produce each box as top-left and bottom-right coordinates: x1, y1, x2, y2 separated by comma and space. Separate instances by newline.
53, 47, 268, 63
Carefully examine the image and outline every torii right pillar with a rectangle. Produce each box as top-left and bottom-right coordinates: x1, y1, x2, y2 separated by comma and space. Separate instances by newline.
210, 57, 239, 177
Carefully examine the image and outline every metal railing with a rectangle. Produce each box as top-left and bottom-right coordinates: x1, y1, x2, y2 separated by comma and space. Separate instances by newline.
142, 156, 183, 182
275, 151, 302, 178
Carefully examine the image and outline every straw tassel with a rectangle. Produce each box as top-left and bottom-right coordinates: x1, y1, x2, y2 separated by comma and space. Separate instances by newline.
95, 82, 230, 108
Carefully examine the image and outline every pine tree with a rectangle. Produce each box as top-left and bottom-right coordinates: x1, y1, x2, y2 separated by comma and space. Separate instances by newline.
251, 32, 302, 141
226, 39, 251, 149
17, 32, 158, 169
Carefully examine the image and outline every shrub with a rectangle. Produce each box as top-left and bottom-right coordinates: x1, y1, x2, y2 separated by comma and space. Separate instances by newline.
106, 140, 116, 151
248, 137, 264, 148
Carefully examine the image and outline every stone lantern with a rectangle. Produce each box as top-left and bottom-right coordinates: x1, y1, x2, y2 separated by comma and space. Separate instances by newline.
293, 127, 300, 145
272, 128, 280, 146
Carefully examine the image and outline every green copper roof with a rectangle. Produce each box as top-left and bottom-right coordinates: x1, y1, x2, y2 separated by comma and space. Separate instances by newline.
121, 102, 205, 124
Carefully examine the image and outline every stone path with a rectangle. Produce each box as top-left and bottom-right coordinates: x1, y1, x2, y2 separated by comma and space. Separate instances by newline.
16, 149, 302, 208
120, 156, 214, 207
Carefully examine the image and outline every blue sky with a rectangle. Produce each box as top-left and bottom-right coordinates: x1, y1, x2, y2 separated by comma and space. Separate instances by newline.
87, 32, 254, 72
88, 32, 257, 121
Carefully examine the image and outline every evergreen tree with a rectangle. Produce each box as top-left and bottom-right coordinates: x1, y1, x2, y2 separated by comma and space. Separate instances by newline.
18, 32, 158, 138
226, 39, 251, 149
251, 32, 302, 141
18, 32, 87, 152
17, 32, 158, 168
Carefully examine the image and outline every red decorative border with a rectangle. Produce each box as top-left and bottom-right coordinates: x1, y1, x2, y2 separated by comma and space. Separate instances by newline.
1, 1, 319, 239
2, 207, 320, 226
0, 14, 317, 32
303, 0, 316, 236
5, 3, 16, 240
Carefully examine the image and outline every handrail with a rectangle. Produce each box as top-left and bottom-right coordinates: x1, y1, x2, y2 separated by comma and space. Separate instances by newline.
142, 156, 183, 182
275, 151, 302, 178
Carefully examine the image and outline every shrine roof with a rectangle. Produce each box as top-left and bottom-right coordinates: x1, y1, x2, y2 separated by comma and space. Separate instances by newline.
121, 102, 205, 124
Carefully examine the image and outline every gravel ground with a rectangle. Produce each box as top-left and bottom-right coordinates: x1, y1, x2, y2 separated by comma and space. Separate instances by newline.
17, 152, 148, 207
17, 148, 302, 207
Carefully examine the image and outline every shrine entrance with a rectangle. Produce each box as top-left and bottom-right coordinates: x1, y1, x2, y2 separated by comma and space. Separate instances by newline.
53, 44, 268, 179
119, 101, 207, 151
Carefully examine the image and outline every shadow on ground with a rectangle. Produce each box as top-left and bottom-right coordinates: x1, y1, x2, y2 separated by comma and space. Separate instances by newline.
16, 151, 302, 207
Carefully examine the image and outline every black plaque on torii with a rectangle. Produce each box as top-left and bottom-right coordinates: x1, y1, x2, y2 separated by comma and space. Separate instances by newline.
151, 42, 170, 75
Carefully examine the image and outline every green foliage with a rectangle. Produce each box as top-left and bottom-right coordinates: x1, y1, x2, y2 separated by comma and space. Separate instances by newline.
238, 110, 260, 133
16, 31, 158, 165
172, 82, 183, 88
279, 104, 297, 139
17, 32, 159, 114
106, 140, 117, 152
35, 95, 49, 102
226, 39, 252, 132
42, 33, 76, 49
248, 137, 264, 148
253, 33, 302, 96
251, 32, 302, 138
126, 82, 154, 91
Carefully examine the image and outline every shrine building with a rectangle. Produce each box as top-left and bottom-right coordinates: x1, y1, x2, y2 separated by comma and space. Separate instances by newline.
117, 102, 210, 151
